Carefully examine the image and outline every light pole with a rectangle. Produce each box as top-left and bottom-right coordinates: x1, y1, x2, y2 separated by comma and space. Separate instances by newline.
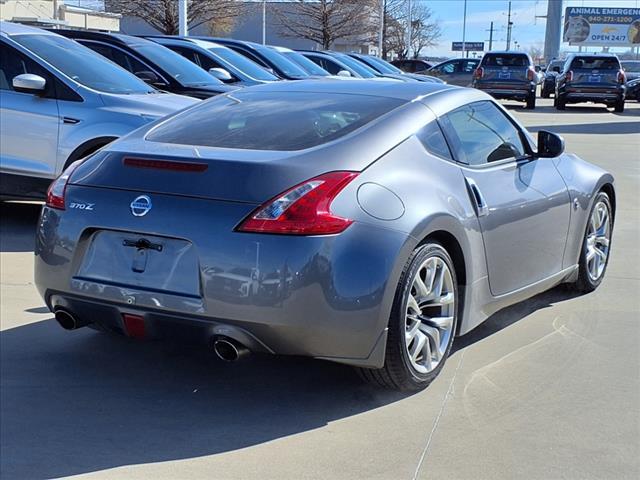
506, 0, 513, 50
462, 0, 467, 58
378, 0, 384, 57
179, 0, 188, 36
262, 1, 266, 45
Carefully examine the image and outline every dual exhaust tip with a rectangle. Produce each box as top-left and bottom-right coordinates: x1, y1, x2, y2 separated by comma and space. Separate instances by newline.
54, 309, 251, 362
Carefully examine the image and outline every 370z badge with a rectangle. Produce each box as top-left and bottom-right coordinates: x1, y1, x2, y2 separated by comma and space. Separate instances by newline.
69, 202, 94, 211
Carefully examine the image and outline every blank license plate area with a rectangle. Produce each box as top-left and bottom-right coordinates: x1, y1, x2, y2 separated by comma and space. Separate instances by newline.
76, 230, 200, 297
588, 75, 601, 82
498, 71, 511, 79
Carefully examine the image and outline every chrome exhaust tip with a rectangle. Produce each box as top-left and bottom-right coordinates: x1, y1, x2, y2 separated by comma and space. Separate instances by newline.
213, 337, 250, 362
54, 309, 82, 330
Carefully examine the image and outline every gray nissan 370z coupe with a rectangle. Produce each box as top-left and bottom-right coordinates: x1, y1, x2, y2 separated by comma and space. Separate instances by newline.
35, 80, 615, 391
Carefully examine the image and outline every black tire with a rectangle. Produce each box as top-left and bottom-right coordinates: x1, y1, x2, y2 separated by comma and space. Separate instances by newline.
570, 191, 613, 293
357, 243, 458, 391
614, 97, 625, 112
555, 94, 566, 110
525, 92, 536, 109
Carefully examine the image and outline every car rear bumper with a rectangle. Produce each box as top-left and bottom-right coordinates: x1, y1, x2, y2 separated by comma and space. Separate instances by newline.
561, 86, 625, 103
473, 82, 535, 100
34, 186, 415, 368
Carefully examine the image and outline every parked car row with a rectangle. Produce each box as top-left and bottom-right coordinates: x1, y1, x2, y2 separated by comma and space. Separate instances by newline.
0, 22, 443, 200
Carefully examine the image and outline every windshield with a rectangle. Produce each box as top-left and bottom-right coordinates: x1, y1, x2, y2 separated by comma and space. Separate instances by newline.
11, 34, 154, 94
363, 56, 403, 74
334, 55, 377, 78
133, 43, 222, 86
621, 61, 640, 72
256, 46, 309, 78
283, 51, 330, 76
147, 91, 404, 151
209, 46, 278, 81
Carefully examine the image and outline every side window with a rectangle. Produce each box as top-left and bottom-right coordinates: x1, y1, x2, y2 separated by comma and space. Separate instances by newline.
324, 59, 342, 75
169, 46, 199, 65
462, 60, 477, 73
0, 42, 54, 95
231, 46, 268, 68
416, 121, 453, 160
441, 101, 526, 166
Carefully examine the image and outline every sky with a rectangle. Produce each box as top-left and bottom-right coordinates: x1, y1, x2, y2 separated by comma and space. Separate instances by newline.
425, 0, 640, 57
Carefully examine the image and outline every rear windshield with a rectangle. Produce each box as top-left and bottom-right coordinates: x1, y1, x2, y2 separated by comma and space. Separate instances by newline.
146, 91, 404, 151
483, 54, 530, 67
570, 56, 620, 70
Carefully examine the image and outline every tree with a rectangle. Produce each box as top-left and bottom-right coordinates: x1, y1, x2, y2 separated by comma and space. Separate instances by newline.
526, 43, 544, 63
381, 0, 441, 59
106, 0, 243, 35
274, 0, 379, 50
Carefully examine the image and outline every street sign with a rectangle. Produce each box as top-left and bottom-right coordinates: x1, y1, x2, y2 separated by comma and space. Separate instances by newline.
563, 6, 640, 46
452, 42, 484, 52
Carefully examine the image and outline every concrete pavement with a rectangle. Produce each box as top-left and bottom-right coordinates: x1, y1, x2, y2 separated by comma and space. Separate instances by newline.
1, 99, 639, 480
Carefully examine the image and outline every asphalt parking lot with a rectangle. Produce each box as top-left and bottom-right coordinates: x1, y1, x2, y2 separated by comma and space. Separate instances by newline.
1, 98, 639, 480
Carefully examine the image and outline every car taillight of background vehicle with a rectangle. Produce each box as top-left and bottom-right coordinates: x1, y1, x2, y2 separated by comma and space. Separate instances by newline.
566, 70, 574, 82
237, 171, 359, 235
474, 67, 484, 79
46, 161, 82, 210
527, 67, 536, 81
617, 70, 626, 84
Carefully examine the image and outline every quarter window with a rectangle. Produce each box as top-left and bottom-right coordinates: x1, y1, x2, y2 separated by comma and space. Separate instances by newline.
441, 101, 526, 165
416, 121, 452, 160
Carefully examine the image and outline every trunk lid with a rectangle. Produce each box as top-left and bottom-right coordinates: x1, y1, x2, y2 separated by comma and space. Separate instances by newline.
479, 53, 532, 85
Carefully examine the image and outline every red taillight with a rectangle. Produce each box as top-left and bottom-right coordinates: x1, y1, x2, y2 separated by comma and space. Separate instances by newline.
527, 67, 535, 81
123, 157, 208, 172
617, 70, 626, 84
236, 171, 359, 235
46, 161, 81, 210
566, 70, 573, 82
474, 67, 484, 79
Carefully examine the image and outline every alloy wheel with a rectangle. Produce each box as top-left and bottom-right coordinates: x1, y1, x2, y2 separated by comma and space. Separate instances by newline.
404, 256, 455, 374
586, 200, 611, 282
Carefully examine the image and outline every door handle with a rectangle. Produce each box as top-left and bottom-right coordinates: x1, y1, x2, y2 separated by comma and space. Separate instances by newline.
62, 117, 80, 125
465, 178, 489, 217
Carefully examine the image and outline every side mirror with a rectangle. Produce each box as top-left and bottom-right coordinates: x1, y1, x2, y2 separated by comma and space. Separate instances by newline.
337, 70, 352, 77
537, 130, 565, 158
12, 74, 46, 94
134, 70, 165, 86
209, 67, 233, 82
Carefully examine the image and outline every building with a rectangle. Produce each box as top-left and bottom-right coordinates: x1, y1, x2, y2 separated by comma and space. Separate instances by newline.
0, 0, 120, 31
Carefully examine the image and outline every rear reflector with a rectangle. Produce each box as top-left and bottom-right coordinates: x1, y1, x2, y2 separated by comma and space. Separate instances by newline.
123, 157, 208, 172
123, 314, 145, 338
236, 171, 359, 235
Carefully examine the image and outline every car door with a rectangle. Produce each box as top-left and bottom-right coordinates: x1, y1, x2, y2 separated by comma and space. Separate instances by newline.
430, 60, 455, 82
0, 41, 60, 179
440, 101, 570, 296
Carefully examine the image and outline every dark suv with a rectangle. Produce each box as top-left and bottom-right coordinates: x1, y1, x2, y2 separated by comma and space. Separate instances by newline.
472, 51, 537, 109
555, 54, 625, 112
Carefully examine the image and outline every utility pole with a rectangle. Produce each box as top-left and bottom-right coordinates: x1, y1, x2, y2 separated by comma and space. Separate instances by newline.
262, 1, 266, 45
506, 0, 513, 50
486, 21, 494, 51
179, 0, 188, 36
462, 0, 467, 58
543, 0, 563, 64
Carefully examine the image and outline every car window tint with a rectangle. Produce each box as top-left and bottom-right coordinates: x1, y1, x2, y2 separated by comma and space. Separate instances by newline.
463, 60, 478, 72
442, 101, 525, 165
147, 92, 404, 151
570, 56, 620, 70
85, 42, 151, 77
416, 121, 452, 160
440, 62, 455, 74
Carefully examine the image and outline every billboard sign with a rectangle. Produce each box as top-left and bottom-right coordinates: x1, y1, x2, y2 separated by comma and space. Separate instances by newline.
563, 7, 640, 46
452, 42, 484, 51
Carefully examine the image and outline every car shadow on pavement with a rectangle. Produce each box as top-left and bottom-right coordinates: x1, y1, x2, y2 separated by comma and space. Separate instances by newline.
0, 201, 42, 253
0, 319, 409, 479
452, 285, 583, 353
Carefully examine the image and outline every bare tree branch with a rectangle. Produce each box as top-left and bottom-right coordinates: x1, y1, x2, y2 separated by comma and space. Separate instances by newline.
106, 0, 243, 35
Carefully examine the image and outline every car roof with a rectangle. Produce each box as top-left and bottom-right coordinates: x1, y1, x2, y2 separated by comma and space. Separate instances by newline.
150, 36, 225, 50
567, 52, 619, 59
270, 45, 293, 53
234, 77, 455, 101
0, 21, 60, 37
53, 29, 157, 48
